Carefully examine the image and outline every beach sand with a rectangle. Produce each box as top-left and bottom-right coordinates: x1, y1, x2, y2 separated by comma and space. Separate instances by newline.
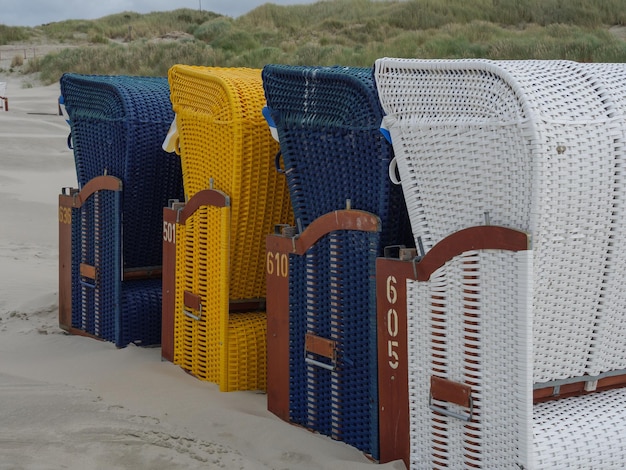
0, 78, 406, 470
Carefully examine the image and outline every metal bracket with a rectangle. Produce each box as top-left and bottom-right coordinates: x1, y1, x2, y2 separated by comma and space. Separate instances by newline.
183, 307, 202, 321
429, 394, 474, 422
304, 333, 337, 371
429, 376, 474, 422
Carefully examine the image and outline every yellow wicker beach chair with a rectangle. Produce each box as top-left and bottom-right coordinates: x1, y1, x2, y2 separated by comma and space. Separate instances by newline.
164, 66, 293, 391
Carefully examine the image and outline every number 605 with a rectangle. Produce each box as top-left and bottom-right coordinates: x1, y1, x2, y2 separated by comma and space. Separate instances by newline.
386, 275, 399, 370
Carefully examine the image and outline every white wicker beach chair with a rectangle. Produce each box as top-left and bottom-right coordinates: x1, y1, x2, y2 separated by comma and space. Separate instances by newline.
375, 58, 626, 469
0, 81, 7, 111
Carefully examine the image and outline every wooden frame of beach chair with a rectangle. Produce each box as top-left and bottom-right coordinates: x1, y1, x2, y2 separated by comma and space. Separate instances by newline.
164, 65, 293, 391
374, 58, 626, 468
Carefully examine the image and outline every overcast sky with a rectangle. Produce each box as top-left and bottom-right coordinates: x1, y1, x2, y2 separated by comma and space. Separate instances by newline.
1, 0, 319, 27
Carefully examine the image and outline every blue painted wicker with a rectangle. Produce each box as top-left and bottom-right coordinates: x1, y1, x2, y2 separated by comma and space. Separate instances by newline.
287, 230, 380, 458
71, 186, 122, 343
262, 64, 412, 251
287, 252, 308, 427
119, 279, 162, 347
69, 183, 162, 347
60, 74, 183, 269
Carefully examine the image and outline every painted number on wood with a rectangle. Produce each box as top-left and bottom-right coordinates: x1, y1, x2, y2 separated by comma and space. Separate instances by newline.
386, 275, 399, 370
266, 251, 288, 278
59, 206, 72, 224
163, 221, 176, 244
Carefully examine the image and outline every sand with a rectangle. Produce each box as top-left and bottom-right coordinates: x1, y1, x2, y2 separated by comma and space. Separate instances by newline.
0, 77, 406, 470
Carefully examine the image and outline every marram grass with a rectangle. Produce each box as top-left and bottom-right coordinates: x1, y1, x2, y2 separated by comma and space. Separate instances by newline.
1, 1, 625, 84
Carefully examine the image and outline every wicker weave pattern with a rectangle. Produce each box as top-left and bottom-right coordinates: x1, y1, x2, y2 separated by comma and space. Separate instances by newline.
262, 64, 412, 250
73, 191, 121, 341
70, 185, 161, 347
173, 205, 228, 383
408, 249, 626, 468
287, 230, 380, 458
375, 58, 626, 384
580, 63, 626, 376
60, 74, 183, 269
168, 66, 288, 390
168, 66, 293, 301
287, 251, 308, 427
533, 388, 626, 468
172, 202, 266, 391
119, 279, 162, 347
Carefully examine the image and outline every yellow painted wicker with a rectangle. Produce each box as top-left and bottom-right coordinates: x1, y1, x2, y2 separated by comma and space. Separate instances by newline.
173, 203, 266, 391
168, 66, 292, 391
173, 204, 229, 384
169, 65, 292, 300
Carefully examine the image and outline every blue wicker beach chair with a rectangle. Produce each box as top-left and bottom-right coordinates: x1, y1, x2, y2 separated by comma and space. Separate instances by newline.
262, 65, 413, 459
58, 74, 183, 347
262, 64, 411, 249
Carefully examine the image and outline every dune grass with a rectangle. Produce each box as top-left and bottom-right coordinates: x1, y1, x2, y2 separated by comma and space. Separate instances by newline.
1, 0, 625, 84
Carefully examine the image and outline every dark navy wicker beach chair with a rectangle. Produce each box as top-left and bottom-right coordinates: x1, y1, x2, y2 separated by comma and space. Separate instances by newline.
263, 65, 413, 459
58, 74, 183, 347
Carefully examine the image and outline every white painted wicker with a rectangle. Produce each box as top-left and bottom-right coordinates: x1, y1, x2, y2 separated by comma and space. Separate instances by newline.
533, 387, 626, 469
377, 59, 626, 469
375, 58, 626, 382
407, 248, 626, 469
407, 249, 534, 468
580, 63, 626, 376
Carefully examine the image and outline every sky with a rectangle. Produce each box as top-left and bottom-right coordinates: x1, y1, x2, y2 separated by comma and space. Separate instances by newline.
0, 0, 319, 27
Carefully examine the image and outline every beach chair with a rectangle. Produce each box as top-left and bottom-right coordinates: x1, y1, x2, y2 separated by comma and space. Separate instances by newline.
58, 74, 183, 347
262, 65, 413, 459
163, 66, 293, 391
0, 82, 7, 111
374, 58, 626, 469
